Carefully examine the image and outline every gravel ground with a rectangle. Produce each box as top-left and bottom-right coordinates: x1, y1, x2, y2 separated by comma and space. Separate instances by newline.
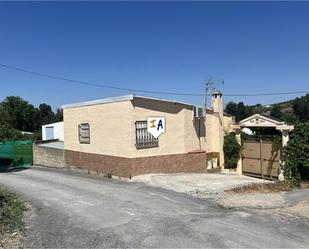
132, 172, 309, 218
0, 168, 308, 248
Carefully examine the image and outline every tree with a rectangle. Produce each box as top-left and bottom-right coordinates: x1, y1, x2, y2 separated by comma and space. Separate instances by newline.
293, 94, 309, 122
270, 104, 282, 120
0, 96, 63, 139
0, 96, 36, 132
0, 105, 10, 126
225, 102, 238, 117
225, 101, 253, 122
54, 108, 63, 122
0, 124, 23, 141
38, 103, 55, 126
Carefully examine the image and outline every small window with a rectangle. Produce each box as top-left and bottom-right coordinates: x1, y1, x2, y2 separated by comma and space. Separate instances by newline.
79, 123, 90, 144
135, 121, 158, 149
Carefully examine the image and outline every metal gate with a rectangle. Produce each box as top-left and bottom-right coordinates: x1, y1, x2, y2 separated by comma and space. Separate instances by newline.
0, 140, 33, 167
242, 137, 281, 179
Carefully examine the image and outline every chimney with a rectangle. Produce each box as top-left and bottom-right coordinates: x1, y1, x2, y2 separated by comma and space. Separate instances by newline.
211, 90, 223, 117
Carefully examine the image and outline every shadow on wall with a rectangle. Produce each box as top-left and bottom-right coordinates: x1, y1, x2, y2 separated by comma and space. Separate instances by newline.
132, 98, 191, 114
194, 119, 206, 138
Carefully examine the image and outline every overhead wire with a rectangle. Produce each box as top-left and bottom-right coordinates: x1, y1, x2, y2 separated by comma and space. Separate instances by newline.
0, 63, 308, 97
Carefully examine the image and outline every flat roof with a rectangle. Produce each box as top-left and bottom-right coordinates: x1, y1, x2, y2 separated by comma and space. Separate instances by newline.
38, 141, 64, 150
62, 94, 208, 110
42, 121, 63, 127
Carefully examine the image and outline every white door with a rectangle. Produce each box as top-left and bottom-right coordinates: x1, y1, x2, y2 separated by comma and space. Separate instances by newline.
45, 127, 54, 140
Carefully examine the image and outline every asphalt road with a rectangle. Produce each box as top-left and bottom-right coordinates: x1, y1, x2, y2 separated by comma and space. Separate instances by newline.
0, 167, 308, 248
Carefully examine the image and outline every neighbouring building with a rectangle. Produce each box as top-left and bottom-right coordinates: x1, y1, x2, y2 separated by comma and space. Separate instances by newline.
62, 92, 225, 178
231, 114, 294, 180
34, 121, 65, 168
42, 121, 64, 141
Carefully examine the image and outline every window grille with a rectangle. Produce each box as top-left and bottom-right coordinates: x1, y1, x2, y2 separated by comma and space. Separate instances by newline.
79, 123, 90, 144
135, 121, 158, 149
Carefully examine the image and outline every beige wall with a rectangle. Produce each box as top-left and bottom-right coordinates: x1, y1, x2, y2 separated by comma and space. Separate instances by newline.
63, 97, 223, 161
224, 115, 235, 134
130, 98, 188, 157
64, 100, 133, 157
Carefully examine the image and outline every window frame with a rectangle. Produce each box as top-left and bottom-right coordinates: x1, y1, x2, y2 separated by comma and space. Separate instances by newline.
78, 123, 91, 144
135, 120, 159, 149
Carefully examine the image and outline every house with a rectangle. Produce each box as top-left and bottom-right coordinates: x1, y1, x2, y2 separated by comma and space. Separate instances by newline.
62, 92, 225, 178
42, 121, 64, 141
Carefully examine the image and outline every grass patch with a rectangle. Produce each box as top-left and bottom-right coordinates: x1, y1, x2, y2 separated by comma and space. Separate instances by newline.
225, 181, 309, 194
0, 187, 26, 234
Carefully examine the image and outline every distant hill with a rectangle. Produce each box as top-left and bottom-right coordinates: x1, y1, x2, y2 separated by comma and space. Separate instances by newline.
225, 94, 309, 124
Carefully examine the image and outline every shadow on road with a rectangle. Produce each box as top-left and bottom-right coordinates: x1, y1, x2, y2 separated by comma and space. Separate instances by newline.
0, 159, 30, 173
0, 166, 30, 173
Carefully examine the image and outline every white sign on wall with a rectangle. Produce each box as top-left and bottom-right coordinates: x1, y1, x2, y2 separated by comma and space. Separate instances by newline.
147, 117, 165, 138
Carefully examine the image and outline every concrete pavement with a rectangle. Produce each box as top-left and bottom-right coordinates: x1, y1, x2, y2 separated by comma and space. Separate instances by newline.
0, 167, 308, 248
131, 172, 269, 195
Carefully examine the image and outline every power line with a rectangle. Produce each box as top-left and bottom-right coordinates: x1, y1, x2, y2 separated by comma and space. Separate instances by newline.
0, 63, 203, 97
0, 63, 308, 97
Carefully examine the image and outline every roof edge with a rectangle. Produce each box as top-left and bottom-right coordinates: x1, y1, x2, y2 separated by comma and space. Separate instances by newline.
239, 113, 285, 126
61, 94, 214, 110
62, 95, 134, 109
132, 95, 195, 108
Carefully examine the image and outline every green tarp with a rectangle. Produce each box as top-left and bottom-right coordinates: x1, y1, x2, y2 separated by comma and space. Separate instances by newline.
0, 140, 33, 167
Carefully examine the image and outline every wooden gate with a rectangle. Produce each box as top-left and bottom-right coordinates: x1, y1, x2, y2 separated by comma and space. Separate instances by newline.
242, 137, 281, 179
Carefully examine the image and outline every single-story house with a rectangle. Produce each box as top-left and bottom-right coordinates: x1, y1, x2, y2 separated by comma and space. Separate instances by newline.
62, 92, 225, 178
42, 121, 64, 141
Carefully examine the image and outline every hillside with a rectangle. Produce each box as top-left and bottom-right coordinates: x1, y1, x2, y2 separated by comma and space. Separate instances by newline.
225, 94, 309, 124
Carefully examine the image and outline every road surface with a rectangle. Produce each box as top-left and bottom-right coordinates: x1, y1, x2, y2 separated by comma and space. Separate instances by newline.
0, 167, 308, 248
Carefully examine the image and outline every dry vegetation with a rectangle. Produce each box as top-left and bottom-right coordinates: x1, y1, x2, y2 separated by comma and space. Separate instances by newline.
0, 187, 27, 248
226, 182, 309, 194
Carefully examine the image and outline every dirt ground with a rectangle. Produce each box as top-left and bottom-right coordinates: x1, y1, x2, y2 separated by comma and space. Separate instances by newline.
279, 198, 309, 219
0, 232, 23, 249
0, 203, 31, 249
226, 182, 309, 194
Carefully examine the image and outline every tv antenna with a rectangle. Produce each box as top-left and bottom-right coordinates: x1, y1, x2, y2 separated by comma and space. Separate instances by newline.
204, 76, 224, 108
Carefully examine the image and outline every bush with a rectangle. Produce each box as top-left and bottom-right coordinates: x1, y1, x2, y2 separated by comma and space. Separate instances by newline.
224, 133, 241, 169
0, 188, 26, 233
0, 124, 40, 142
283, 122, 309, 185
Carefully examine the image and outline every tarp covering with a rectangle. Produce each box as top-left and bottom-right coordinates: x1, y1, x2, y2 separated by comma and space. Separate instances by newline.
0, 140, 33, 166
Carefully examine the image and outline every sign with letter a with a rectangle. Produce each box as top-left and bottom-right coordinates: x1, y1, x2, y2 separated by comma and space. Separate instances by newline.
147, 117, 165, 138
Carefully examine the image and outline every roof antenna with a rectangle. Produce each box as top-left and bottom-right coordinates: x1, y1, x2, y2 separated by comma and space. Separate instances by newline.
205, 76, 224, 108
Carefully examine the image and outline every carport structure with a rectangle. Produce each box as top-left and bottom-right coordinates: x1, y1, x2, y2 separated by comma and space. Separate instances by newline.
232, 114, 294, 180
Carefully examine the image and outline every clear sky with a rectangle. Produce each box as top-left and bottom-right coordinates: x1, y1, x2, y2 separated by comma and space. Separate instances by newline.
1, 1, 309, 110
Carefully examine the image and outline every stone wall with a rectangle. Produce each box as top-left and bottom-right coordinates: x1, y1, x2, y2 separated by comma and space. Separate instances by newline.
65, 149, 220, 178
33, 144, 65, 168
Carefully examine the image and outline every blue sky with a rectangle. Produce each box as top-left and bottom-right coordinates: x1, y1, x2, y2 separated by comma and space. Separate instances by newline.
0, 2, 309, 110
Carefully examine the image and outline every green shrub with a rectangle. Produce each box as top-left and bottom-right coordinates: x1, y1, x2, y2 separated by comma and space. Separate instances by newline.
0, 188, 26, 233
224, 133, 241, 169
0, 124, 40, 142
283, 122, 309, 185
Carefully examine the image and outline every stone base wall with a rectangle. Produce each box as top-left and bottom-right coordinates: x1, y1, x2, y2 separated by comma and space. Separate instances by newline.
65, 150, 130, 177
65, 150, 220, 178
33, 144, 65, 168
